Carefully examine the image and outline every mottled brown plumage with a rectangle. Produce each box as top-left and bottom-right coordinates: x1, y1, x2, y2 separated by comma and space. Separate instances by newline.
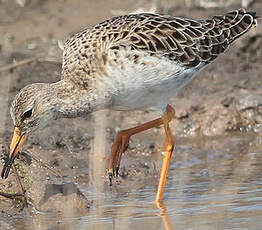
62, 8, 257, 82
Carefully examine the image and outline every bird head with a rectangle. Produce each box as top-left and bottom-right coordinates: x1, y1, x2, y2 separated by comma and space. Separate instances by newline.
1, 83, 57, 179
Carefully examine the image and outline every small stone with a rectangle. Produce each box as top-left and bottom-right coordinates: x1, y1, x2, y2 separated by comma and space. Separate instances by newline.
221, 96, 233, 107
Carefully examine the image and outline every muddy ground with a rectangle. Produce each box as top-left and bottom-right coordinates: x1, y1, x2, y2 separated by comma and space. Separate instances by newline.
0, 0, 261, 228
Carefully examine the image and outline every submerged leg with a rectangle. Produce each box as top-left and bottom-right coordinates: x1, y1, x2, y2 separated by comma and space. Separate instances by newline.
108, 105, 175, 188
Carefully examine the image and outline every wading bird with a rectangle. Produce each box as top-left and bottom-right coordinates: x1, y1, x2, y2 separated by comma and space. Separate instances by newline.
1, 9, 257, 203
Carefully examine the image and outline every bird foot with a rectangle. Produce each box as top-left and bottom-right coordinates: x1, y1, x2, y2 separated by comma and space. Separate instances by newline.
108, 131, 130, 185
108, 166, 120, 186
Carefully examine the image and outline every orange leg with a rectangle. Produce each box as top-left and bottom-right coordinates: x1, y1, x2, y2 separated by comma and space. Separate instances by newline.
155, 110, 175, 203
108, 104, 175, 202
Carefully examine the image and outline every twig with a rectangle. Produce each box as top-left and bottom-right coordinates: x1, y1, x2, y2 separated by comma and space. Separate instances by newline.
0, 191, 24, 199
0, 57, 61, 72
38, 57, 61, 64
12, 164, 28, 208
0, 58, 36, 72
12, 165, 26, 194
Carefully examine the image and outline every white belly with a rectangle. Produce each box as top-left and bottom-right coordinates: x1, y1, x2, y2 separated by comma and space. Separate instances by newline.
110, 72, 196, 112
96, 52, 205, 112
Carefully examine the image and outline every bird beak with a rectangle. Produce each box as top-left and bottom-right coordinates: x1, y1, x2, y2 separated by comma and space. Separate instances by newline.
1, 127, 27, 179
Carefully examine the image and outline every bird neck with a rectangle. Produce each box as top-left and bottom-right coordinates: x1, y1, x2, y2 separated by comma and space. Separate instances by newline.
50, 80, 108, 118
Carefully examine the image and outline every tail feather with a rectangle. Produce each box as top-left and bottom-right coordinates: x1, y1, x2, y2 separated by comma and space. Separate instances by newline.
225, 9, 257, 43
202, 8, 258, 61
214, 9, 257, 41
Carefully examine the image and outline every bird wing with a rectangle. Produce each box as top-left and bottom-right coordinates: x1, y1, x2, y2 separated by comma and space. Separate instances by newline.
61, 9, 257, 80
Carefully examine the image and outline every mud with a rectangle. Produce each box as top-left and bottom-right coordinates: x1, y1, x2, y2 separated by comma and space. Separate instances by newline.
0, 0, 261, 229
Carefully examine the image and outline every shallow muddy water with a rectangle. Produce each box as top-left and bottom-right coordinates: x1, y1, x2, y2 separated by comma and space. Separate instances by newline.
7, 134, 262, 230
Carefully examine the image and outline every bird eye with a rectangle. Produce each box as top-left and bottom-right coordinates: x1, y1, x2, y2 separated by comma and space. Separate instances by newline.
23, 109, 33, 119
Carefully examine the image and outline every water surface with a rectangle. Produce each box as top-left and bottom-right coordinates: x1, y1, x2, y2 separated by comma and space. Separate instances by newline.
10, 134, 262, 230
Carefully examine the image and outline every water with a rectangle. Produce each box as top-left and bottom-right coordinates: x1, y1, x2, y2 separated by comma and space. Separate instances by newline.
9, 134, 262, 230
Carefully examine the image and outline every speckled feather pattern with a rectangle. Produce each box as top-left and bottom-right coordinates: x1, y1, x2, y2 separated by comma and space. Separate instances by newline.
62, 8, 257, 80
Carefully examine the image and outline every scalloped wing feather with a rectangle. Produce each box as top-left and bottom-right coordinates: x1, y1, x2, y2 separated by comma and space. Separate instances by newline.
61, 9, 257, 79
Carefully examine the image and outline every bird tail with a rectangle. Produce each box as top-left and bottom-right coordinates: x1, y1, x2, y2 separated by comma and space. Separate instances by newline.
199, 8, 258, 61
213, 8, 258, 44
